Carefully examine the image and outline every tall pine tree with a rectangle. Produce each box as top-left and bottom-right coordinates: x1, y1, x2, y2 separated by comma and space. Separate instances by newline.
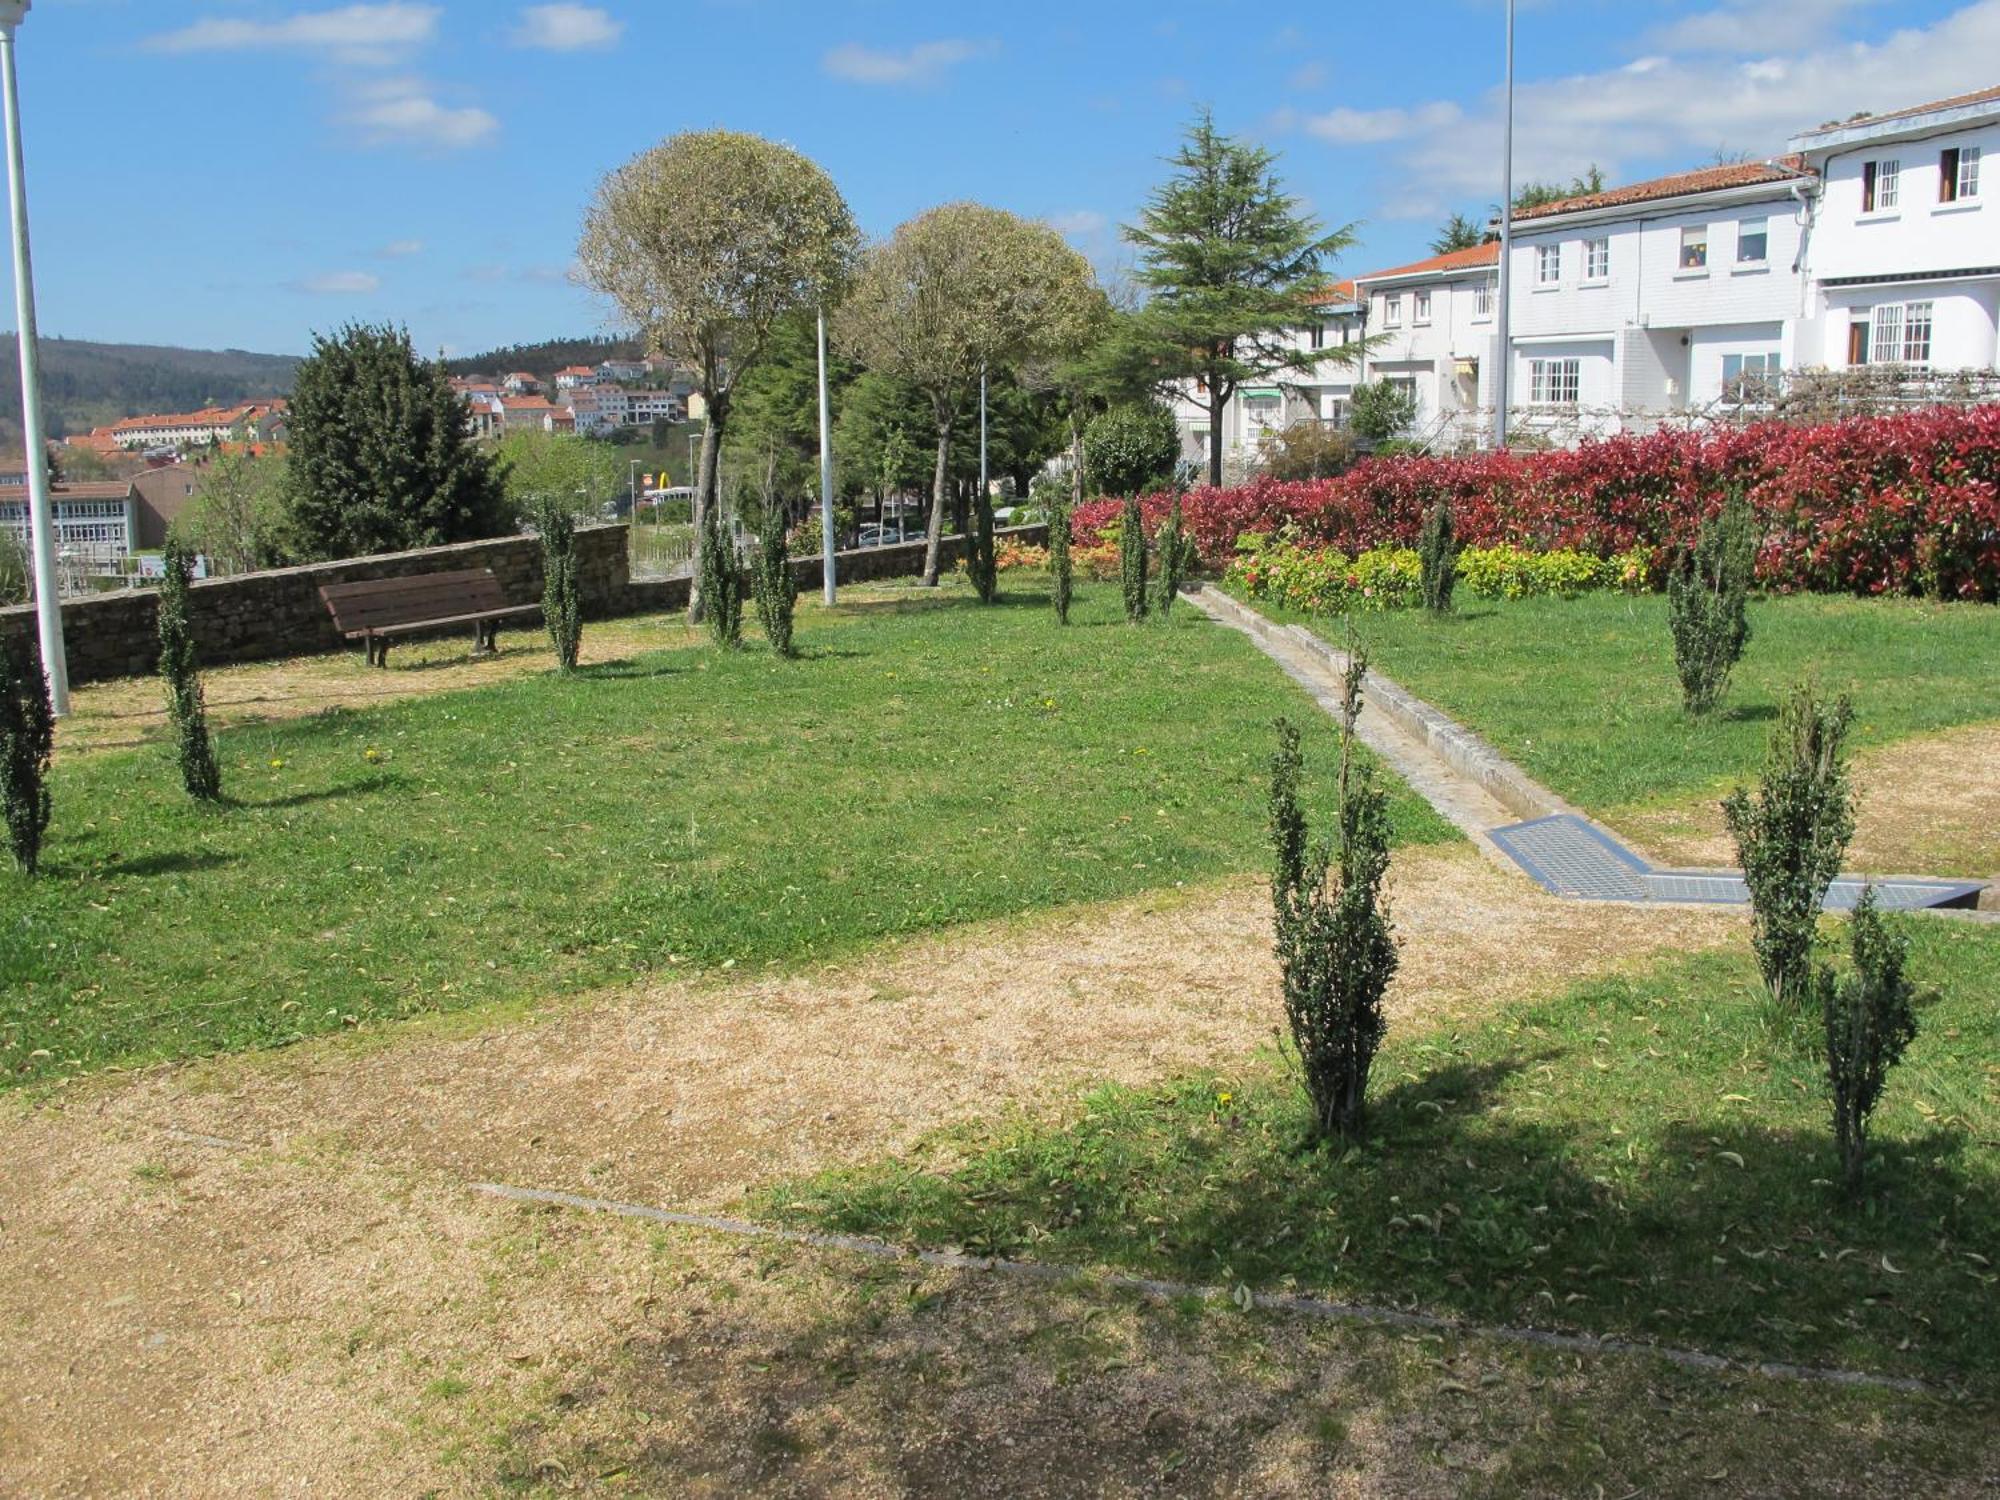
1118, 111, 1358, 487
284, 324, 509, 560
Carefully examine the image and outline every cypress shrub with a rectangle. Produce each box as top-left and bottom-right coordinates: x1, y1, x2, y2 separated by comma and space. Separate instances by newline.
752, 502, 799, 657
1, 638, 53, 875
1268, 641, 1398, 1140
1118, 493, 1149, 622
968, 490, 998, 604
157, 536, 221, 800
1668, 488, 1756, 714
698, 497, 743, 648
1152, 492, 1192, 618
1821, 890, 1918, 1199
532, 497, 583, 672
1418, 497, 1458, 613
1723, 685, 1856, 1014
1048, 497, 1074, 626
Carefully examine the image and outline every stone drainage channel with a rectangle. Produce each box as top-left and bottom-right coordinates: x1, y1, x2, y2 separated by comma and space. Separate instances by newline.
1187, 587, 1991, 916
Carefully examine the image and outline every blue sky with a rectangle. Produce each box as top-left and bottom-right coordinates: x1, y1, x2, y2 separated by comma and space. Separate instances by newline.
17, 0, 1997, 356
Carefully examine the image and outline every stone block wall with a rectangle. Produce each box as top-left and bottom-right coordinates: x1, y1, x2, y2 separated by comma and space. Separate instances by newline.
1, 523, 1049, 687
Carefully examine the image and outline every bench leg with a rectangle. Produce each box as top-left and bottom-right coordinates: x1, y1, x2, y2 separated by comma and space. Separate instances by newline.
473, 622, 497, 655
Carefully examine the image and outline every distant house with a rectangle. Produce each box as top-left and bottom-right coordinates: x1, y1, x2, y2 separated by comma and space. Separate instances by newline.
502, 372, 542, 396
554, 365, 600, 392
500, 395, 558, 432
129, 464, 201, 548
0, 477, 139, 564
105, 400, 287, 453
597, 358, 649, 383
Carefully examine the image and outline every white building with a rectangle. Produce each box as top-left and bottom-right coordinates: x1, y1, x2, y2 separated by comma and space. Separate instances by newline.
1499, 160, 1815, 437
1787, 86, 1999, 373
1353, 244, 1500, 446
597, 358, 649, 383
554, 365, 600, 392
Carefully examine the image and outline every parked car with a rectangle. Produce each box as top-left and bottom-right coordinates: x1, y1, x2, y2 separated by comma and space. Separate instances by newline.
857, 524, 911, 548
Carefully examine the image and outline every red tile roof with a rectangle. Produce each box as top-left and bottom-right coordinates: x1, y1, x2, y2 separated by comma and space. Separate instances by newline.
1306, 278, 1360, 306
1513, 159, 1810, 221
1353, 242, 1500, 285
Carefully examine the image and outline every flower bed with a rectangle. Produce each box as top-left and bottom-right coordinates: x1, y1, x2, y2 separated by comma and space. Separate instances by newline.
1073, 406, 2000, 600
1229, 534, 1647, 614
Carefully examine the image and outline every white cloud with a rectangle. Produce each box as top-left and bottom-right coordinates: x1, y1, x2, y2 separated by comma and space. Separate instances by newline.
1307, 1, 2000, 210
821, 39, 992, 86
145, 4, 439, 67
512, 4, 623, 51
1645, 0, 1877, 54
1299, 101, 1461, 145
1287, 61, 1328, 92
1045, 210, 1107, 237
344, 78, 498, 150
376, 238, 425, 258
296, 270, 381, 295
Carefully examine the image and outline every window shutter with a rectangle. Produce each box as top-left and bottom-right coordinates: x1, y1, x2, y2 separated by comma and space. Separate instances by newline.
1847, 321, 1868, 366
1940, 148, 1960, 204
1861, 161, 1876, 213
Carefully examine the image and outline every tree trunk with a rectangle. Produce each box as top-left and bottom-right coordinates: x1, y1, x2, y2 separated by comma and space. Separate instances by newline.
689, 387, 728, 622
921, 411, 952, 586
1207, 384, 1226, 488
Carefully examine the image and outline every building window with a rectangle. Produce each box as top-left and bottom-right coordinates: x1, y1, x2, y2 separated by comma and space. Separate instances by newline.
1861, 158, 1900, 212
1940, 146, 1982, 203
1413, 290, 1432, 324
1528, 357, 1581, 406
1679, 226, 1708, 270
1473, 280, 1493, 318
1583, 237, 1609, 280
1535, 244, 1560, 285
1721, 351, 1781, 400
1383, 294, 1402, 326
1737, 217, 1768, 263
1309, 321, 1325, 350
1868, 301, 1933, 365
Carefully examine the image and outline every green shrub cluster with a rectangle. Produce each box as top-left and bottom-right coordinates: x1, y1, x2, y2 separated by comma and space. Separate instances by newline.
1819, 892, 1918, 1198
752, 503, 799, 657
697, 499, 743, 649
968, 491, 998, 605
1152, 492, 1192, 618
1417, 499, 1457, 614
531, 496, 583, 673
1119, 493, 1149, 623
1231, 532, 1653, 615
1048, 498, 1074, 626
1669, 490, 1757, 715
1268, 650, 1398, 1141
157, 536, 222, 799
1083, 401, 1180, 500
1, 638, 53, 875
1723, 685, 1857, 1014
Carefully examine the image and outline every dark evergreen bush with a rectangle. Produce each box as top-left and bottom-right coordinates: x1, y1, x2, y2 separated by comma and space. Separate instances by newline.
532, 497, 583, 672
968, 490, 998, 604
752, 501, 799, 657
1119, 493, 1149, 622
1668, 488, 1756, 714
1049, 497, 1074, 626
1, 639, 53, 874
1152, 492, 1192, 618
698, 498, 743, 648
1821, 890, 1917, 1198
1418, 497, 1458, 613
157, 536, 221, 800
1723, 685, 1856, 1013
1268, 643, 1398, 1140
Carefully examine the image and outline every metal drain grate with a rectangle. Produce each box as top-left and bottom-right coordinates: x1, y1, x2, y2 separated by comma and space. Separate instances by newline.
1491, 814, 1986, 911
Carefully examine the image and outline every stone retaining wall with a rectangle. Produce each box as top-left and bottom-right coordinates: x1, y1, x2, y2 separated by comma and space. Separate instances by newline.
1, 523, 1048, 686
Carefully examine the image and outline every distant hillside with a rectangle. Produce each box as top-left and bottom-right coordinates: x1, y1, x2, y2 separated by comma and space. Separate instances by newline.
0, 335, 300, 444
447, 335, 642, 380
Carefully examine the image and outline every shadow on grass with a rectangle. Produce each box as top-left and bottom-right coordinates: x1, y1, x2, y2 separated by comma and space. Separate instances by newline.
80, 849, 241, 879
225, 772, 407, 811
770, 1047, 2000, 1382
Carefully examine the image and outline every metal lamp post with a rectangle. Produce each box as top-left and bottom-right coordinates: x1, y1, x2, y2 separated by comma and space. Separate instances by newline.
0, 0, 67, 713
816, 308, 835, 605
1492, 0, 1516, 451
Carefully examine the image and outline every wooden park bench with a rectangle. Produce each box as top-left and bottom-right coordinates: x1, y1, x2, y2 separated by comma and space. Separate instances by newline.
319, 568, 541, 667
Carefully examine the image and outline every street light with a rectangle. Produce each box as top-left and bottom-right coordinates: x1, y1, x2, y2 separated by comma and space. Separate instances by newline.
1492, 0, 1516, 451
0, 0, 68, 714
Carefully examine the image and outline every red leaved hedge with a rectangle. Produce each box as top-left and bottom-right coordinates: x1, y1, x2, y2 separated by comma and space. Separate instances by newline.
1073, 407, 2000, 600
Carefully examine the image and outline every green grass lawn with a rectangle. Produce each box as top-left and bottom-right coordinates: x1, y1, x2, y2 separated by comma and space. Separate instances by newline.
768, 917, 2000, 1386
1253, 590, 2000, 819
1, 580, 1455, 1087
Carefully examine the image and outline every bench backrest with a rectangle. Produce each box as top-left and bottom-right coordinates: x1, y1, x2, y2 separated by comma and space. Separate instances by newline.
319, 568, 512, 634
